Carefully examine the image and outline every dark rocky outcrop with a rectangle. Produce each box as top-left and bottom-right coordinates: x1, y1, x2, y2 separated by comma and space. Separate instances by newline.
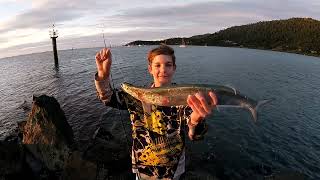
0, 95, 132, 180
22, 95, 75, 173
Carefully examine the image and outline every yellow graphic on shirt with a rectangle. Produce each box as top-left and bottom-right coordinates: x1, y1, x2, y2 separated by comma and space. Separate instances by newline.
138, 136, 183, 166
145, 111, 167, 135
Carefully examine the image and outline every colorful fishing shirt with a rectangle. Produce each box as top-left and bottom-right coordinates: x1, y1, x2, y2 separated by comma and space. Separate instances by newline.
95, 75, 208, 179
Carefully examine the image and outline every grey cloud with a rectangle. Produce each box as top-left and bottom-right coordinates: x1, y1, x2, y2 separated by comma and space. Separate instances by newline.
1, 0, 320, 59
0, 0, 114, 33
80, 0, 320, 42
104, 0, 320, 31
3, 0, 319, 34
231, 0, 320, 19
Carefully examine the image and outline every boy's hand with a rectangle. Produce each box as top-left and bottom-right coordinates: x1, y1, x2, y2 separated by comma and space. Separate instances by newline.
95, 48, 112, 80
187, 91, 218, 125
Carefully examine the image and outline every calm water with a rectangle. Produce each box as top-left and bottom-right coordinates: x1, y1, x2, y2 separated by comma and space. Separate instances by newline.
0, 46, 319, 179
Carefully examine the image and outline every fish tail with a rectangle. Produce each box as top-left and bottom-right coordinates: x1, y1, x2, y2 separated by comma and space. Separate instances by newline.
249, 99, 273, 122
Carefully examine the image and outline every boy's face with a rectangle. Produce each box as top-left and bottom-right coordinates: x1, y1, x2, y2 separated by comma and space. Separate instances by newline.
148, 54, 176, 87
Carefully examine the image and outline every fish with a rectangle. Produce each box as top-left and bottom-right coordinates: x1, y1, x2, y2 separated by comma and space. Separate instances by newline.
121, 82, 272, 122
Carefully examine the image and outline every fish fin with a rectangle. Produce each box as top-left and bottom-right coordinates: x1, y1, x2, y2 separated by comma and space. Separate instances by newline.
249, 107, 258, 123
216, 106, 220, 112
250, 99, 274, 122
225, 84, 238, 95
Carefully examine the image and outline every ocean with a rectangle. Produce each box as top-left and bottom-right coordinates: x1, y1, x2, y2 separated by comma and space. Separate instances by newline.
0, 46, 319, 179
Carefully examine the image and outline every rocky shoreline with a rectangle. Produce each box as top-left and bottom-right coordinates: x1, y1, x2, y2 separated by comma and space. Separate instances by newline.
0, 95, 132, 180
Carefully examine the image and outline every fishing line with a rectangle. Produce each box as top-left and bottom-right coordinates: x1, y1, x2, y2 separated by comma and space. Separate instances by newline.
112, 52, 130, 84
112, 56, 131, 147
101, 27, 131, 150
106, 38, 143, 179
100, 24, 129, 83
100, 29, 151, 179
102, 30, 107, 49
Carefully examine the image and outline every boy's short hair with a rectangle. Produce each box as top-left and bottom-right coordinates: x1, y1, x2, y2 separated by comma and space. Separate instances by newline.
147, 45, 176, 66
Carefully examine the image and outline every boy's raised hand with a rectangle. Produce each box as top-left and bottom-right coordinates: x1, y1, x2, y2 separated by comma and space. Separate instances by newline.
95, 48, 112, 80
187, 91, 218, 124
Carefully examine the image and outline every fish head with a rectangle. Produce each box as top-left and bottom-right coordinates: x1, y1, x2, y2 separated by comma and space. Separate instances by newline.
121, 82, 145, 101
121, 82, 131, 92
121, 82, 137, 96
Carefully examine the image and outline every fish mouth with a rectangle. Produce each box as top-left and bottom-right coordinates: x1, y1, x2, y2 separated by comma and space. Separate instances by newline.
121, 82, 129, 90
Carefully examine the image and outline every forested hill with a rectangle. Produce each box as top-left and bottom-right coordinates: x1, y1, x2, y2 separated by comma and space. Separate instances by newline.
126, 18, 320, 57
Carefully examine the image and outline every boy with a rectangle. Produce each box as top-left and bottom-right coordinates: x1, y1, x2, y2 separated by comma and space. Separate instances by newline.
94, 45, 217, 179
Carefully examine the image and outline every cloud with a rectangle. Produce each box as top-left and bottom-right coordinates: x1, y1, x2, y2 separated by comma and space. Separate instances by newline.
99, 0, 320, 37
0, 0, 115, 33
0, 37, 8, 44
1, 0, 319, 58
2, 0, 319, 35
232, 0, 320, 19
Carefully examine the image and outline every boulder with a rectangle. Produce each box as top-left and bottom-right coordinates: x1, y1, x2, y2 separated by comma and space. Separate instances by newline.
12, 94, 133, 180
22, 95, 75, 172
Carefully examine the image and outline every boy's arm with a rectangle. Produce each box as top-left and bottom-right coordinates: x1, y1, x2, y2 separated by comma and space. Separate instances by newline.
94, 73, 127, 110
184, 107, 208, 141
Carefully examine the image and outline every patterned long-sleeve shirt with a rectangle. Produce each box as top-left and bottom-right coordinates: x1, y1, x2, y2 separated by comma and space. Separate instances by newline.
94, 74, 208, 179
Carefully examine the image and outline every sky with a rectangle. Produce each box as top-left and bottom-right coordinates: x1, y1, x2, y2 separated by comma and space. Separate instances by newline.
0, 0, 319, 59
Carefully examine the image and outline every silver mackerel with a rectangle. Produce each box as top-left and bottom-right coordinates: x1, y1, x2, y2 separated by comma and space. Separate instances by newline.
121, 82, 271, 122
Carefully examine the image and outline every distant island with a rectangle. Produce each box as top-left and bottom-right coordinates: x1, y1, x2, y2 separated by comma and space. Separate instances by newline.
126, 18, 320, 57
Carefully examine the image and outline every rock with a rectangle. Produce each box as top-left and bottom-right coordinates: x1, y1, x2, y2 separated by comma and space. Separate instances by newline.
62, 151, 97, 180
0, 95, 134, 179
0, 136, 24, 177
22, 95, 75, 172
82, 126, 131, 172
